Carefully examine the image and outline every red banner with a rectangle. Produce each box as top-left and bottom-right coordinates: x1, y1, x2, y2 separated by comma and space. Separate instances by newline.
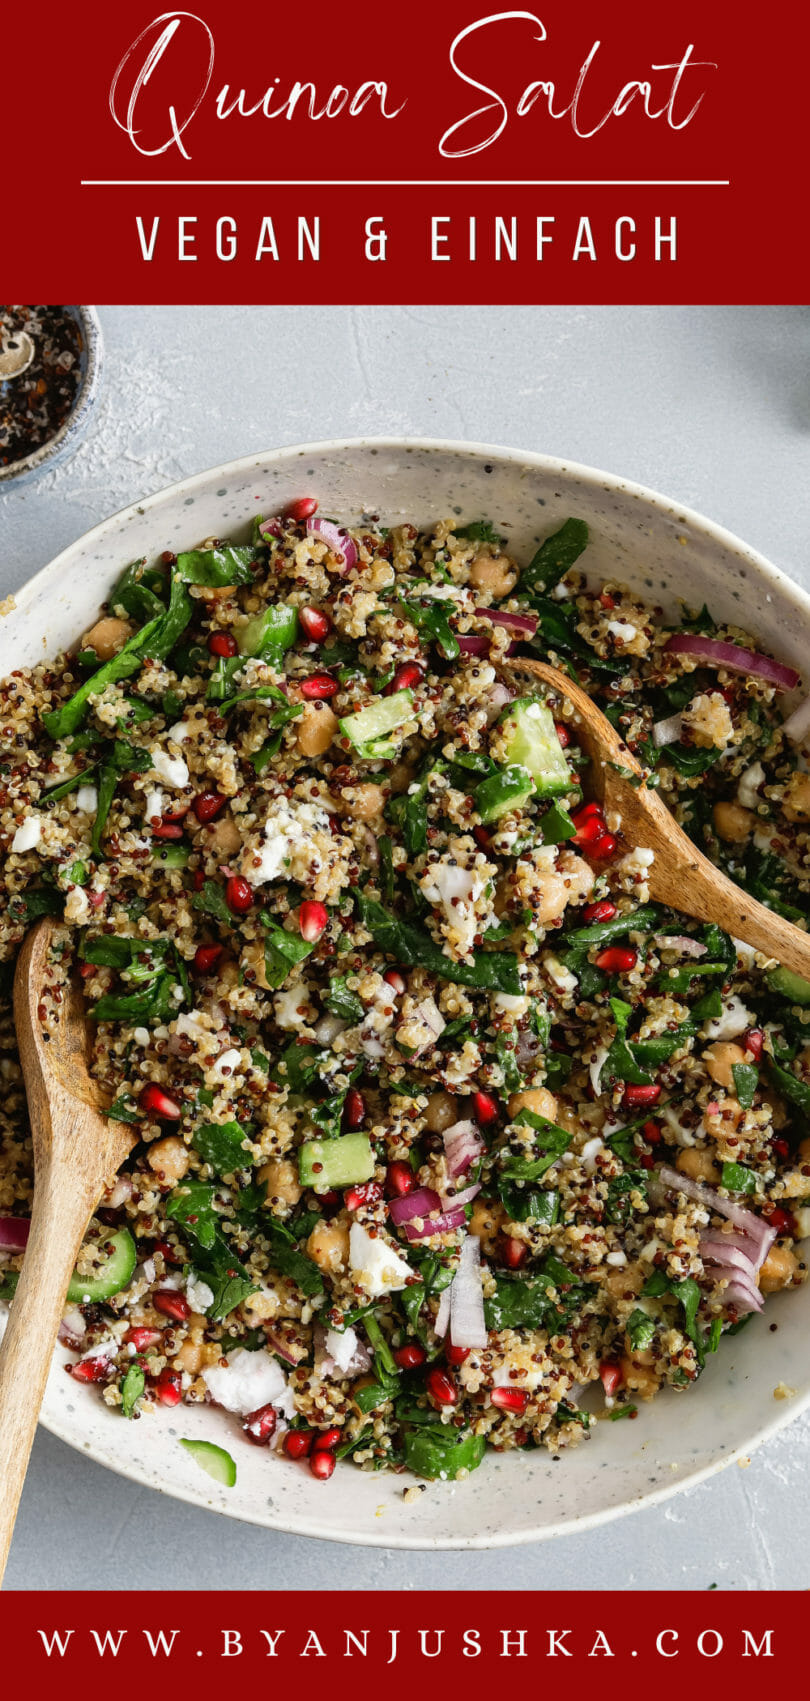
3, 1, 804, 301
0, 1590, 795, 1692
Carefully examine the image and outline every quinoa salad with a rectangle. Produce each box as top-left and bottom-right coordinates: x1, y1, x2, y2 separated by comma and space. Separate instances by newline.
1, 499, 809, 1489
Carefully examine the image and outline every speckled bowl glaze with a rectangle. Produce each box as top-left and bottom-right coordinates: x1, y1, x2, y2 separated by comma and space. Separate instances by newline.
0, 307, 104, 487
3, 438, 809, 1549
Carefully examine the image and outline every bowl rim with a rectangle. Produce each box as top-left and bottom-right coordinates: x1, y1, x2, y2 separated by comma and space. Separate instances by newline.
11, 432, 810, 1547
0, 305, 104, 485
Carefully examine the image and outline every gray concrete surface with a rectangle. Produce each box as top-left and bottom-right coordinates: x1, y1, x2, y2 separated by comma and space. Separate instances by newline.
1, 304, 808, 1590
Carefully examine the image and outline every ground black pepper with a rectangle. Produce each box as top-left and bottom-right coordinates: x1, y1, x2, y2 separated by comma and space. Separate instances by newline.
0, 305, 82, 467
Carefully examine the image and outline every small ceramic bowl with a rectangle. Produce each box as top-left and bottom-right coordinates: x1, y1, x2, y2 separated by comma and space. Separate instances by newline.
3, 437, 809, 1548
0, 306, 103, 486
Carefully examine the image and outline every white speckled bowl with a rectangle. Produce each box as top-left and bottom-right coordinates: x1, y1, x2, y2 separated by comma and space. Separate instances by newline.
3, 438, 809, 1548
0, 307, 104, 487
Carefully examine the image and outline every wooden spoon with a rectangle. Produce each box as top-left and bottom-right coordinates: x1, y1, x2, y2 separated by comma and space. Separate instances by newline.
0, 919, 134, 1585
505, 656, 810, 979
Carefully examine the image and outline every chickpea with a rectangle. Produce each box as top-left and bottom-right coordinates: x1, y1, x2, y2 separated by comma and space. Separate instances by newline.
424, 1091, 458, 1134
468, 553, 518, 597
204, 813, 242, 858
535, 870, 569, 927
676, 1146, 720, 1184
388, 760, 416, 794
306, 1213, 351, 1274
604, 1261, 644, 1301
337, 783, 385, 822
297, 701, 338, 758
759, 1244, 800, 1293
174, 1337, 204, 1374
702, 1041, 748, 1091
508, 1087, 558, 1122
781, 771, 810, 823
146, 1135, 190, 1186
83, 616, 134, 661
619, 1355, 659, 1399
469, 1198, 506, 1255
713, 800, 755, 843
257, 1157, 302, 1207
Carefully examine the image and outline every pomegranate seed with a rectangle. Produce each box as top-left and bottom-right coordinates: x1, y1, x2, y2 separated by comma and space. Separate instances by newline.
300, 673, 339, 701
553, 720, 570, 748
344, 1181, 383, 1211
299, 605, 332, 642
583, 899, 618, 923
473, 825, 492, 850
386, 662, 422, 695
590, 832, 618, 860
155, 1368, 182, 1406
299, 899, 328, 941
309, 1449, 336, 1480
599, 591, 615, 609
313, 1427, 341, 1452
79, 962, 95, 978
573, 815, 608, 849
501, 1234, 527, 1269
623, 1084, 662, 1108
125, 1327, 161, 1351
385, 1160, 414, 1197
139, 1084, 182, 1120
572, 801, 603, 823
765, 1205, 796, 1235
153, 1240, 182, 1265
71, 1357, 109, 1383
383, 967, 406, 995
770, 1135, 790, 1160
473, 1089, 499, 1125
394, 1343, 427, 1370
342, 1087, 365, 1130
317, 1189, 339, 1206
243, 1404, 278, 1445
427, 1367, 458, 1406
490, 1385, 529, 1413
194, 942, 224, 975
744, 1028, 764, 1061
594, 946, 637, 973
639, 1151, 656, 1169
445, 1343, 470, 1366
284, 496, 318, 523
642, 1120, 662, 1145
151, 820, 184, 840
153, 1290, 191, 1322
225, 875, 253, 915
283, 1429, 313, 1459
191, 869, 206, 890
208, 632, 237, 657
193, 791, 226, 823
599, 1360, 623, 1397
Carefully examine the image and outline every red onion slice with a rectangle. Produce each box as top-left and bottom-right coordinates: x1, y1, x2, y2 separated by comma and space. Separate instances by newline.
443, 1119, 485, 1177
449, 1234, 488, 1349
401, 1206, 467, 1241
664, 633, 799, 692
474, 607, 538, 636
441, 1182, 481, 1211
658, 1164, 776, 1269
388, 1186, 442, 1227
715, 1271, 764, 1314
307, 518, 358, 572
258, 516, 283, 541
700, 1237, 757, 1276
653, 933, 708, 958
0, 1217, 30, 1253
457, 634, 491, 657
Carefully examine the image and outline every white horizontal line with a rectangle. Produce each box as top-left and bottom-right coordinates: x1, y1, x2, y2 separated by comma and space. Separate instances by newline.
80, 178, 731, 188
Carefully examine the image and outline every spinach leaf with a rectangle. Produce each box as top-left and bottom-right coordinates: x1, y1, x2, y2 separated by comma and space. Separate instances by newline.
192, 1120, 250, 1174
397, 593, 459, 661
379, 835, 395, 904
605, 1168, 648, 1224
263, 1223, 324, 1297
325, 977, 364, 1024
110, 559, 166, 624
92, 739, 150, 856
731, 1062, 758, 1109
499, 1181, 559, 1225
42, 573, 193, 740
626, 1308, 656, 1352
721, 1160, 758, 1194
175, 545, 256, 587
356, 894, 521, 995
455, 520, 502, 543
562, 905, 661, 952
309, 1091, 347, 1142
260, 913, 314, 988
660, 743, 724, 777
765, 1057, 810, 1119
91, 972, 179, 1025
279, 1041, 326, 1092
202, 1268, 260, 1321
7, 886, 63, 928
191, 880, 234, 926
166, 1182, 227, 1254
494, 1033, 524, 1093
520, 518, 589, 596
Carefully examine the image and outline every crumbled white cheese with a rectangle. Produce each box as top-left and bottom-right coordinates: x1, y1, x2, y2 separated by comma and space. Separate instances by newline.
76, 785, 98, 815
151, 748, 189, 789
208, 1047, 242, 1081
274, 980, 312, 1031
581, 1136, 606, 1173
589, 1046, 610, 1096
325, 1325, 359, 1373
737, 762, 765, 810
176, 1009, 211, 1043
494, 992, 529, 1016
63, 885, 90, 925
202, 1347, 293, 1416
186, 1275, 215, 1313
144, 787, 164, 820
607, 619, 638, 643
168, 721, 190, 743
11, 815, 42, 853
619, 846, 654, 875
733, 936, 757, 968
133, 1027, 150, 1047
606, 1250, 627, 1267
242, 797, 332, 888
349, 1223, 412, 1298
702, 996, 754, 1042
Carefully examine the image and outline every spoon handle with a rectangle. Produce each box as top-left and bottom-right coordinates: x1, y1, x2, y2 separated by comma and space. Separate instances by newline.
0, 1156, 95, 1586
627, 785, 810, 980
